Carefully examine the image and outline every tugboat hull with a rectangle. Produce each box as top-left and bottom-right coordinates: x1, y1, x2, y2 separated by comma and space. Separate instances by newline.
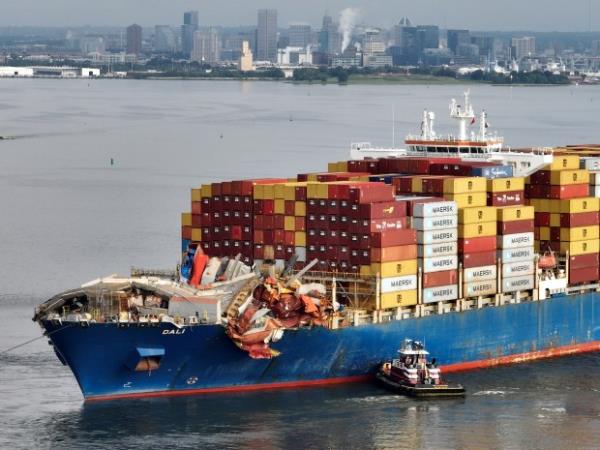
375, 372, 465, 398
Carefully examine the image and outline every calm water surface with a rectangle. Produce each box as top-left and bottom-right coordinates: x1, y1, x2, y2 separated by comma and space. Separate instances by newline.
1, 79, 600, 449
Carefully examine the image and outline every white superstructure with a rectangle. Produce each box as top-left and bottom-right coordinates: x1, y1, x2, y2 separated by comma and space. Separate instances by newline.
350, 92, 554, 177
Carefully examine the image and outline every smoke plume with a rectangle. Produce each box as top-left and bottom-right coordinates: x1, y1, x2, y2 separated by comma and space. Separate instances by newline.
338, 7, 360, 53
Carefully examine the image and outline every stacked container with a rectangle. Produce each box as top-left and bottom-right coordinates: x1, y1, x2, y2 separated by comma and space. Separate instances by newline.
458, 205, 498, 298
528, 155, 600, 284
487, 177, 526, 207
496, 205, 536, 293
413, 201, 459, 304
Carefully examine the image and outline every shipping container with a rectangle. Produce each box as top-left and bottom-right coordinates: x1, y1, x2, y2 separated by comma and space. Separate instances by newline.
463, 265, 497, 283
580, 158, 600, 171
569, 265, 600, 284
419, 255, 458, 273
458, 222, 496, 239
371, 245, 417, 262
497, 232, 535, 249
487, 177, 525, 193
371, 260, 418, 277
380, 275, 418, 293
554, 211, 600, 228
444, 192, 487, 208
498, 246, 535, 263
461, 251, 497, 268
559, 239, 600, 255
417, 242, 458, 258
547, 155, 580, 171
471, 165, 514, 178
380, 290, 418, 309
568, 252, 600, 269
422, 270, 458, 288
371, 229, 417, 247
502, 260, 535, 278
497, 219, 534, 235
558, 225, 600, 241
502, 275, 534, 293
458, 206, 497, 224
442, 177, 486, 194
457, 236, 497, 253
422, 285, 458, 303
417, 229, 458, 245
496, 205, 535, 222
412, 201, 457, 218
181, 212, 192, 227
412, 215, 458, 231
552, 197, 599, 214
487, 191, 525, 206
463, 280, 497, 297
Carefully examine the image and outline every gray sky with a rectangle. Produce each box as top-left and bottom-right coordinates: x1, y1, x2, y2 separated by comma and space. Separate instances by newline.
2, 0, 599, 31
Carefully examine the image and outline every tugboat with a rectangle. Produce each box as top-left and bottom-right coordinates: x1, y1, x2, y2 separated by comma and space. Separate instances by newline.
376, 339, 465, 398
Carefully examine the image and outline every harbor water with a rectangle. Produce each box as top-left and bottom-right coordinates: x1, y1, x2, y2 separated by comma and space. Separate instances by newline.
1, 79, 600, 449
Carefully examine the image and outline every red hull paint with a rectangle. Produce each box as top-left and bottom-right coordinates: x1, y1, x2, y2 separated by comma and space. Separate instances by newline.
86, 341, 600, 402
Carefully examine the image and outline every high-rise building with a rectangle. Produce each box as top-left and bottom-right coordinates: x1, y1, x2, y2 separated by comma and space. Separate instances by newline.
154, 25, 176, 53
319, 14, 341, 55
416, 25, 439, 51
511, 36, 536, 59
392, 18, 419, 64
239, 40, 254, 71
182, 10, 199, 57
257, 9, 277, 61
447, 29, 470, 55
288, 24, 311, 48
471, 36, 496, 60
191, 29, 220, 64
592, 40, 600, 56
362, 29, 385, 56
126, 24, 142, 55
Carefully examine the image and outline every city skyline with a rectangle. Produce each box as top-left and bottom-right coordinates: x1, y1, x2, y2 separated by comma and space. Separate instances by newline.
1, 0, 599, 32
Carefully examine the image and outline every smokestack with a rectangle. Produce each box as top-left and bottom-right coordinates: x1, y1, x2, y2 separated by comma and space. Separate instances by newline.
338, 7, 360, 53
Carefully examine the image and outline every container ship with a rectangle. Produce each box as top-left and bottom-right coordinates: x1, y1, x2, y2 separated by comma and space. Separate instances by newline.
35, 93, 600, 401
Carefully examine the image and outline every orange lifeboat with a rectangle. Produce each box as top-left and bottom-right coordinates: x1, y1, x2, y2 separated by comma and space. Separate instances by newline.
538, 248, 557, 270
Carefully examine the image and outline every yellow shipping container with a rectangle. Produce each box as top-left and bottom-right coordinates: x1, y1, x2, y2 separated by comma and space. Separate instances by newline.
191, 188, 202, 202
274, 199, 285, 215
295, 201, 306, 216
371, 260, 418, 277
538, 226, 551, 241
338, 161, 349, 172
547, 155, 580, 171
307, 173, 319, 182
486, 177, 525, 193
458, 221, 497, 238
284, 216, 296, 231
253, 184, 265, 199
411, 176, 426, 193
458, 206, 497, 224
191, 228, 202, 242
497, 205, 535, 222
263, 184, 276, 199
560, 239, 600, 255
443, 177, 486, 194
181, 212, 192, 227
549, 214, 560, 227
551, 197, 599, 214
307, 182, 329, 199
283, 182, 307, 201
295, 232, 306, 247
549, 169, 589, 186
328, 162, 338, 173
380, 290, 418, 309
274, 184, 286, 199
560, 225, 600, 241
360, 265, 372, 276
444, 192, 487, 208
201, 184, 212, 198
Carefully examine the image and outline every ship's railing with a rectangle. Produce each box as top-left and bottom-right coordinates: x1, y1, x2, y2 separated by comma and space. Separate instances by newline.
131, 266, 178, 280
405, 134, 505, 144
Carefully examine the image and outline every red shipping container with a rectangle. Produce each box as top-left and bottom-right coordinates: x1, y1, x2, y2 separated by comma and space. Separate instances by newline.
200, 212, 212, 227
549, 184, 589, 199
253, 230, 264, 244
284, 231, 295, 246
349, 217, 408, 233
400, 196, 445, 216
538, 240, 560, 252
191, 214, 202, 228
240, 180, 254, 196
370, 245, 417, 262
231, 180, 242, 196
560, 212, 600, 227
253, 244, 264, 259
221, 181, 232, 195
525, 184, 548, 199
569, 265, 600, 284
274, 215, 285, 230
295, 217, 306, 231
201, 227, 211, 241
295, 186, 307, 201
535, 212, 550, 227
211, 196, 222, 211
274, 244, 286, 259
487, 191, 525, 206
253, 199, 264, 214
327, 200, 339, 214
263, 199, 274, 215
370, 229, 417, 247
181, 226, 192, 240
529, 170, 552, 185
351, 200, 407, 219
201, 241, 211, 253
497, 219, 534, 235
458, 236, 497, 253
191, 201, 202, 214
211, 182, 223, 196
349, 184, 395, 204
423, 269, 458, 288
533, 227, 540, 240
201, 197, 212, 212
222, 225, 231, 239
461, 250, 497, 268
242, 226, 252, 241
241, 211, 253, 226
392, 176, 415, 194
253, 215, 264, 229
569, 253, 600, 269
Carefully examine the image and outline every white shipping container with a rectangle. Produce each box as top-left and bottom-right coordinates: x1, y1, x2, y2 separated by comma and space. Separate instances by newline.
417, 241, 458, 258
581, 158, 600, 171
463, 280, 497, 297
591, 185, 600, 197
463, 265, 497, 283
497, 232, 535, 249
412, 215, 458, 231
419, 255, 458, 273
422, 284, 459, 303
502, 260, 535, 278
380, 275, 418, 293
502, 275, 534, 293
417, 228, 458, 245
294, 246, 307, 262
413, 201, 457, 218
498, 246, 535, 263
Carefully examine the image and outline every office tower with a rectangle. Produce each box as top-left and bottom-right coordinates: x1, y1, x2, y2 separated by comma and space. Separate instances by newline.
239, 40, 254, 71
416, 25, 439, 51
319, 14, 341, 55
126, 24, 142, 55
288, 24, 311, 48
447, 29, 470, 55
191, 29, 220, 64
511, 36, 536, 59
154, 25, 176, 53
392, 17, 419, 64
257, 9, 277, 61
182, 10, 199, 57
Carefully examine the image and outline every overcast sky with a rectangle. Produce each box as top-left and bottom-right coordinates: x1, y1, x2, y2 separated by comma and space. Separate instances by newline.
2, 0, 598, 31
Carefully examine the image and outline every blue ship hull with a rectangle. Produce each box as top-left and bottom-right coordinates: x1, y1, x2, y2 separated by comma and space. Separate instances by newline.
42, 292, 600, 400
